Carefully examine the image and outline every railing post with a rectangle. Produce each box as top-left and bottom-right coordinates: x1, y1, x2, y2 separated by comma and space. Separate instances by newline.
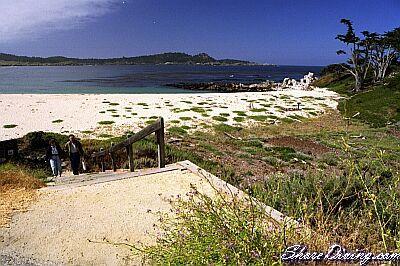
91, 117, 167, 172
156, 117, 166, 168
100, 148, 105, 172
126, 134, 134, 172
110, 142, 116, 172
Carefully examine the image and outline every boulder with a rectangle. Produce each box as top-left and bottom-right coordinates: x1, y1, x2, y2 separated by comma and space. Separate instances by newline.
282, 72, 317, 90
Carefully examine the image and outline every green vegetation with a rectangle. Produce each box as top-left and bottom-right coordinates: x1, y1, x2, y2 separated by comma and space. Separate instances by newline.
3, 40, 399, 263
249, 115, 269, 122
213, 123, 241, 133
168, 126, 187, 136
137, 111, 400, 263
253, 153, 400, 252
312, 19, 400, 126
5, 105, 400, 264
315, 66, 400, 127
97, 134, 114, 138
250, 108, 267, 112
0, 52, 254, 66
142, 185, 298, 265
97, 120, 115, 125
190, 107, 207, 114
233, 116, 245, 122
212, 116, 228, 122
0, 163, 48, 182
339, 74, 400, 127
233, 110, 247, 116
335, 19, 399, 91
179, 116, 192, 121
3, 124, 18, 129
51, 119, 63, 123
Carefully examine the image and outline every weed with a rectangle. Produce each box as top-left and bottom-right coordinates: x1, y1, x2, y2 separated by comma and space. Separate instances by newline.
98, 121, 115, 125
3, 124, 17, 129
212, 116, 228, 122
141, 184, 300, 265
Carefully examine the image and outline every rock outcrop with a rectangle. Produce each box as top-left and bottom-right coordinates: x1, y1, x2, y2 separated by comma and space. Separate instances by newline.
165, 82, 276, 92
281, 72, 317, 90
165, 72, 318, 92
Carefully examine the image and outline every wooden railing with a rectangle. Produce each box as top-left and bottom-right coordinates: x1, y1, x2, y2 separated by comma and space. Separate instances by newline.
92, 117, 165, 172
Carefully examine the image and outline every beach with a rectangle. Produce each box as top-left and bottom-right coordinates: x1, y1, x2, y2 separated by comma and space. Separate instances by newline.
0, 88, 339, 141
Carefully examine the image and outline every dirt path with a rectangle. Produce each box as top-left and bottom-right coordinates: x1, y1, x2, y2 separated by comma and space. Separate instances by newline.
1, 161, 287, 265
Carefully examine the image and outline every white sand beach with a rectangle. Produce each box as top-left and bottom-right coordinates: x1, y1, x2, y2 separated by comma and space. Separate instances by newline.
0, 88, 339, 141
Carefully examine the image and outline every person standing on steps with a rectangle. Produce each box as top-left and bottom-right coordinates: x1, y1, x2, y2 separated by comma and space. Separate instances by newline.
46, 139, 64, 178
65, 134, 85, 175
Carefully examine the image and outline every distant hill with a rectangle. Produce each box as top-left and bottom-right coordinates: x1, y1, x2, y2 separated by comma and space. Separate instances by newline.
0, 52, 257, 66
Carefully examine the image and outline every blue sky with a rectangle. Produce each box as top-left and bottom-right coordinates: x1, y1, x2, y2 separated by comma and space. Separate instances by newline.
0, 0, 399, 65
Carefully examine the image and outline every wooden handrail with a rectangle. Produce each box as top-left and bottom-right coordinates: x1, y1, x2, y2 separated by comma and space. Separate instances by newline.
92, 117, 165, 172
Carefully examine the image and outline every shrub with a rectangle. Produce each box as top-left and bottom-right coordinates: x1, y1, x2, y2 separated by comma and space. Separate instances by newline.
250, 108, 267, 112
249, 115, 269, 122
0, 163, 47, 186
168, 126, 187, 135
141, 184, 300, 265
213, 123, 240, 133
98, 121, 115, 125
252, 153, 400, 252
233, 111, 247, 117
233, 116, 245, 122
212, 116, 228, 122
3, 124, 17, 129
20, 131, 68, 150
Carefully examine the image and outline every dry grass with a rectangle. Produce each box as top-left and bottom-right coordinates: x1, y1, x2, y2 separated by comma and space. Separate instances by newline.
0, 168, 45, 227
243, 110, 366, 138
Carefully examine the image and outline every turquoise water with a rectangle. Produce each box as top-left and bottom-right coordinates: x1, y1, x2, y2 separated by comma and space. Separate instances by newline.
0, 65, 323, 94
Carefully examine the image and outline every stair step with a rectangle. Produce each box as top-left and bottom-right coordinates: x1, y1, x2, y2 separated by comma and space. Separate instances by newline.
45, 164, 184, 189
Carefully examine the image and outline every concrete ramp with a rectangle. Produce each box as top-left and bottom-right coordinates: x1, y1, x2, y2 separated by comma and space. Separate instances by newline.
0, 161, 291, 265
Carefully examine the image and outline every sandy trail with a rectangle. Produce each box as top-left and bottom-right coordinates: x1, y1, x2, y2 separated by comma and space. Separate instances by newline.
0, 89, 339, 140
0, 161, 286, 265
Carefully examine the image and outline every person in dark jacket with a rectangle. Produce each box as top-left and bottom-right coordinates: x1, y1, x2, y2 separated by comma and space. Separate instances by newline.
65, 134, 84, 175
46, 139, 63, 178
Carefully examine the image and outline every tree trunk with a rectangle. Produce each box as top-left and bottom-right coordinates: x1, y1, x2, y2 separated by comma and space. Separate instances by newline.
353, 76, 363, 92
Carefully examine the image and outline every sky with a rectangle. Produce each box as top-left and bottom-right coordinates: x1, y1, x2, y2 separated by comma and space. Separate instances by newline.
0, 0, 399, 66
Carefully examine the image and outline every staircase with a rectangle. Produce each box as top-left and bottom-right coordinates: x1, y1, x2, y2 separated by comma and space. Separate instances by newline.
47, 117, 167, 188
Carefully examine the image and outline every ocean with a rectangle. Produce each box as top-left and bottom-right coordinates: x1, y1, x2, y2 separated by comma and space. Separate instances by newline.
0, 65, 323, 94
